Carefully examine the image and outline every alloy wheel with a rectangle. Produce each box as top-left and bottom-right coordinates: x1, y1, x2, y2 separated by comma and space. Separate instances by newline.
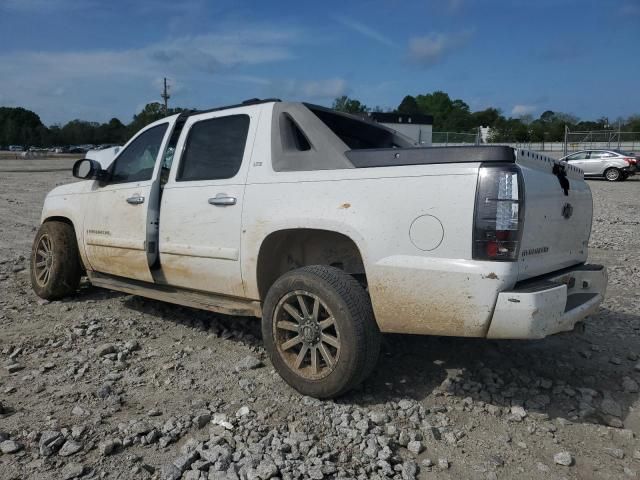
272, 290, 341, 380
34, 234, 53, 287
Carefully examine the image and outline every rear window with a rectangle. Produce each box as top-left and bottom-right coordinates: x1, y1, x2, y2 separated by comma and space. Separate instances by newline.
305, 105, 411, 150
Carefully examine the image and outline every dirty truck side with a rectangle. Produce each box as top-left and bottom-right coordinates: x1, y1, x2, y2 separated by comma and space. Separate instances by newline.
32, 99, 607, 398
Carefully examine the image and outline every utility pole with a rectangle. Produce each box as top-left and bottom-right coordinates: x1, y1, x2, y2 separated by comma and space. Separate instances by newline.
161, 77, 171, 114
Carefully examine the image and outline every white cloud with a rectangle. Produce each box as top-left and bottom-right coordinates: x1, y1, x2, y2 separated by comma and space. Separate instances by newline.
511, 104, 537, 116
0, 29, 296, 78
408, 31, 472, 67
0, 26, 298, 123
335, 16, 397, 48
263, 78, 347, 100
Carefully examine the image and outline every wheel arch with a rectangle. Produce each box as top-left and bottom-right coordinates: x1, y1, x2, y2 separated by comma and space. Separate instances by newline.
603, 166, 622, 180
41, 215, 87, 271
43, 215, 75, 228
255, 228, 367, 301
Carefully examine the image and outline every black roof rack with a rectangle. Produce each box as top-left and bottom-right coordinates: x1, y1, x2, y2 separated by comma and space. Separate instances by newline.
187, 98, 281, 117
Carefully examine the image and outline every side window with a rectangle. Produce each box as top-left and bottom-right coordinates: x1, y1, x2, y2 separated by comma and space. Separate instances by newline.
589, 151, 604, 159
566, 152, 586, 161
177, 115, 250, 182
110, 124, 168, 184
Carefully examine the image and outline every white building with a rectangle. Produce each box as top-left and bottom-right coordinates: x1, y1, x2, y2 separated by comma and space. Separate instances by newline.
367, 112, 433, 146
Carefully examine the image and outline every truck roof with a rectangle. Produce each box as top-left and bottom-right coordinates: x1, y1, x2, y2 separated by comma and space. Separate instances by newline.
188, 98, 282, 117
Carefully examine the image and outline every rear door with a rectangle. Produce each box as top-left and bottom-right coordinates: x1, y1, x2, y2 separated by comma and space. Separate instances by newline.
584, 150, 608, 175
157, 106, 260, 297
84, 120, 174, 281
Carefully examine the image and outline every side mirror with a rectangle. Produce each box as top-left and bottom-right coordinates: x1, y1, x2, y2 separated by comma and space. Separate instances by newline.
72, 159, 108, 180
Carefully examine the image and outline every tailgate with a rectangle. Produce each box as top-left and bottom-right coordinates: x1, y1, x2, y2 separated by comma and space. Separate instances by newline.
515, 150, 592, 281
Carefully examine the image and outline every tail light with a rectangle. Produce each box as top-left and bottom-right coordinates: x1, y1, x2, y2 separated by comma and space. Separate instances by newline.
473, 164, 524, 261
623, 157, 636, 165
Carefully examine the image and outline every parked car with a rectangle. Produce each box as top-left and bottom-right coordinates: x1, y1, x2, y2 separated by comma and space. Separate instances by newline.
560, 149, 637, 181
31, 99, 607, 398
67, 146, 89, 154
8, 145, 24, 152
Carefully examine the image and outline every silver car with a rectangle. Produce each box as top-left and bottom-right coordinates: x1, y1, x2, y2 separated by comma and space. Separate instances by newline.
560, 149, 637, 181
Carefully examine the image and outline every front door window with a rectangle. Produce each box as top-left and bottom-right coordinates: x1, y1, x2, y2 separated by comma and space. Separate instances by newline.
110, 124, 168, 184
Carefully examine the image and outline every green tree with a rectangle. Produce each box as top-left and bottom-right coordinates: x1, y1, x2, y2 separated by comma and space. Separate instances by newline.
413, 91, 473, 131
127, 102, 188, 139
397, 95, 420, 114
472, 108, 503, 128
623, 115, 640, 132
128, 102, 168, 136
99, 118, 128, 144
331, 96, 369, 114
0, 107, 47, 146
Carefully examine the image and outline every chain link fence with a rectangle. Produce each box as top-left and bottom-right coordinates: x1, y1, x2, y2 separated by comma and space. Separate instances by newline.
432, 131, 480, 146
564, 129, 640, 154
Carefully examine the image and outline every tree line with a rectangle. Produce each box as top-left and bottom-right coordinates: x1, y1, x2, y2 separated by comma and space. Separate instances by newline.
0, 103, 186, 148
332, 92, 640, 143
2, 92, 639, 147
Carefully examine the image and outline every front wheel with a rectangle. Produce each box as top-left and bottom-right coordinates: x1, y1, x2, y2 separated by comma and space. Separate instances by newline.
604, 168, 621, 182
262, 266, 380, 398
30, 221, 82, 300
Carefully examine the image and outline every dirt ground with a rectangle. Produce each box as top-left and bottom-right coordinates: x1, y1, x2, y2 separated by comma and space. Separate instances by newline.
1, 160, 639, 480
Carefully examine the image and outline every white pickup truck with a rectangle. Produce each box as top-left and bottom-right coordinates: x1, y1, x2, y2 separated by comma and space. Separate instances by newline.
31, 99, 607, 398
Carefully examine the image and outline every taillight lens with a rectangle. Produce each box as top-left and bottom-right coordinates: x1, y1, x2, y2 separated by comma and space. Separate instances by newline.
624, 157, 636, 165
473, 164, 524, 261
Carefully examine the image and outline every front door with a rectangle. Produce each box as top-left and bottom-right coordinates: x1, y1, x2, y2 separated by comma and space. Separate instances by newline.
83, 121, 172, 282
158, 106, 260, 297
565, 151, 589, 172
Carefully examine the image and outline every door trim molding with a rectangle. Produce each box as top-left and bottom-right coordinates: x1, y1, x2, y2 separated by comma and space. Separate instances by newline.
159, 242, 239, 261
86, 236, 146, 251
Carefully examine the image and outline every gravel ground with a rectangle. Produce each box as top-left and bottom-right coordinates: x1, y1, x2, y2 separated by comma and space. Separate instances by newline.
1, 164, 639, 480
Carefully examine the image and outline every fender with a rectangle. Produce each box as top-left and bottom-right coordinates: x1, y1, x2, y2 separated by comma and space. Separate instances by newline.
41, 182, 92, 271
241, 217, 369, 300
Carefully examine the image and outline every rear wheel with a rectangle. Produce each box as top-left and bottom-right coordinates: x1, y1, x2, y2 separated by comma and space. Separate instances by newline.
604, 168, 621, 182
30, 221, 82, 300
262, 265, 380, 398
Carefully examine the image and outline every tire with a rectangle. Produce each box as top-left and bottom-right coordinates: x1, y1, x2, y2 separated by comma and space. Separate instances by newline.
604, 168, 621, 182
262, 265, 381, 398
30, 221, 82, 300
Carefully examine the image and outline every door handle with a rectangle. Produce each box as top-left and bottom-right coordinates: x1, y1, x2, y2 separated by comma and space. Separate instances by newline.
126, 195, 145, 205
208, 194, 237, 206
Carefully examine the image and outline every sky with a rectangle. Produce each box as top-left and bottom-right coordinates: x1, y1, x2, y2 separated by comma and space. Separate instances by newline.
0, 0, 638, 126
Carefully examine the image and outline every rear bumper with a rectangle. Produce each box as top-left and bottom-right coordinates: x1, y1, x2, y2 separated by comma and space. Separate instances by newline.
486, 264, 607, 339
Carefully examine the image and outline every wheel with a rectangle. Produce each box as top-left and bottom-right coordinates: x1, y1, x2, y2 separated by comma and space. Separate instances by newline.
262, 265, 381, 398
30, 221, 82, 300
604, 168, 621, 182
